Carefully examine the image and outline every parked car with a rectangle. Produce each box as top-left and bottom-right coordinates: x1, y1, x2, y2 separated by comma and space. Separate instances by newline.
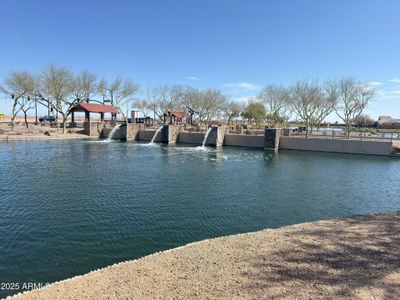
39, 116, 55, 123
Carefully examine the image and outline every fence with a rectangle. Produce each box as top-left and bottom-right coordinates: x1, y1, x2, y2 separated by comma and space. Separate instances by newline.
288, 129, 400, 142
228, 127, 264, 135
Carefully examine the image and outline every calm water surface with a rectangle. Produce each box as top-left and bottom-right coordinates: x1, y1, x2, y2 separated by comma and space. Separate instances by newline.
0, 140, 399, 297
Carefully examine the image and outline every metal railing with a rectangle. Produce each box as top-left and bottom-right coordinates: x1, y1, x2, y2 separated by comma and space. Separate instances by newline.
289, 129, 400, 142
228, 128, 264, 135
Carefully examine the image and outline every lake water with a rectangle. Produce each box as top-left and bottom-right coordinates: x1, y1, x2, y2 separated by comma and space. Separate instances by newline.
0, 140, 399, 297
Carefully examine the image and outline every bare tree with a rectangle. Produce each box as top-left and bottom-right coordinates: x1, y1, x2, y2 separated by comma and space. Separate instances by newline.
0, 71, 37, 130
289, 80, 323, 138
200, 89, 227, 122
72, 71, 98, 102
354, 114, 375, 127
99, 77, 139, 118
147, 85, 228, 124
183, 88, 227, 123
19, 96, 35, 128
147, 84, 185, 120
131, 98, 152, 117
40, 64, 74, 134
223, 100, 241, 124
311, 81, 338, 129
181, 88, 206, 122
259, 85, 292, 126
334, 78, 375, 137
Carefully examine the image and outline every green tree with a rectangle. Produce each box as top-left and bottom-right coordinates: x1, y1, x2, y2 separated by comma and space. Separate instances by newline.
241, 102, 266, 124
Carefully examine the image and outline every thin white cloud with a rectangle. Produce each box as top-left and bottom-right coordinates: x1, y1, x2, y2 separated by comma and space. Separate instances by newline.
359, 83, 377, 92
188, 76, 200, 81
388, 78, 400, 84
376, 89, 400, 99
238, 82, 256, 89
222, 82, 261, 90
367, 81, 382, 86
233, 95, 260, 104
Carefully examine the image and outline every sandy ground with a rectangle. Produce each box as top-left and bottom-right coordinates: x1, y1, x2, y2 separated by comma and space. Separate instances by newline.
7, 212, 400, 300
0, 120, 92, 140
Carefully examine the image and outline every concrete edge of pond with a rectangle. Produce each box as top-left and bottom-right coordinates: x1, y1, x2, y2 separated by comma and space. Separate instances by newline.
1, 134, 399, 158
7, 211, 400, 300
279, 147, 400, 158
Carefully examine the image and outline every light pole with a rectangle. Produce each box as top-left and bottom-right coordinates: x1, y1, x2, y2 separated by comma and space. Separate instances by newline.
32, 93, 39, 125
102, 87, 115, 121
35, 97, 38, 124
110, 90, 115, 121
153, 103, 156, 126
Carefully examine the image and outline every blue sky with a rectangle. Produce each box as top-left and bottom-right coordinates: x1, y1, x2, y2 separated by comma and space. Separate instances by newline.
1, 0, 400, 121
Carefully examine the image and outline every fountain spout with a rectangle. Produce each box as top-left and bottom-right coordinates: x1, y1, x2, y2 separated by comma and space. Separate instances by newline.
107, 124, 122, 141
149, 126, 163, 144
201, 127, 212, 147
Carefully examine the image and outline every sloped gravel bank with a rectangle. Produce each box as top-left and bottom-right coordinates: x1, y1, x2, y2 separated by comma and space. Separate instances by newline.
8, 212, 400, 300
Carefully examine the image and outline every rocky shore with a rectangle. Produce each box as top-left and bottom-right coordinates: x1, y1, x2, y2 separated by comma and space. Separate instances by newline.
8, 212, 400, 299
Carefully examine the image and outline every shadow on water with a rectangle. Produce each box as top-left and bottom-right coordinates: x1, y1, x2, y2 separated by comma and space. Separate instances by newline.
243, 212, 400, 299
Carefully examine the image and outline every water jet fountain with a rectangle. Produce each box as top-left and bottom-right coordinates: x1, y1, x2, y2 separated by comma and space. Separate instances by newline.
149, 126, 164, 144
107, 124, 122, 141
199, 127, 212, 148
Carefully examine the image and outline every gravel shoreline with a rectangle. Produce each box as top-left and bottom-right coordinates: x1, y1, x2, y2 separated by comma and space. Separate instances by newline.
0, 123, 93, 141
8, 212, 400, 299
0, 134, 93, 141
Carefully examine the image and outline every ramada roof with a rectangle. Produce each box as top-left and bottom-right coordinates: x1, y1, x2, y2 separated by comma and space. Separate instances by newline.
71, 103, 119, 114
378, 119, 400, 124
171, 111, 190, 118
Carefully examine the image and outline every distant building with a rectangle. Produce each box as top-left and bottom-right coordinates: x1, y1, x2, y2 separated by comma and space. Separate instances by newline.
376, 116, 400, 129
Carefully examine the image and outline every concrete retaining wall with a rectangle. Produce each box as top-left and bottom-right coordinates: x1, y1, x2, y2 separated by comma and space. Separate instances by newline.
120, 124, 141, 140
84, 122, 105, 137
178, 132, 205, 144
204, 126, 227, 147
102, 126, 124, 140
137, 130, 158, 141
161, 125, 184, 144
223, 134, 265, 148
279, 137, 393, 156
101, 124, 139, 140
215, 126, 227, 147
264, 128, 282, 151
101, 128, 113, 139
87, 125, 395, 157
104, 126, 126, 141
